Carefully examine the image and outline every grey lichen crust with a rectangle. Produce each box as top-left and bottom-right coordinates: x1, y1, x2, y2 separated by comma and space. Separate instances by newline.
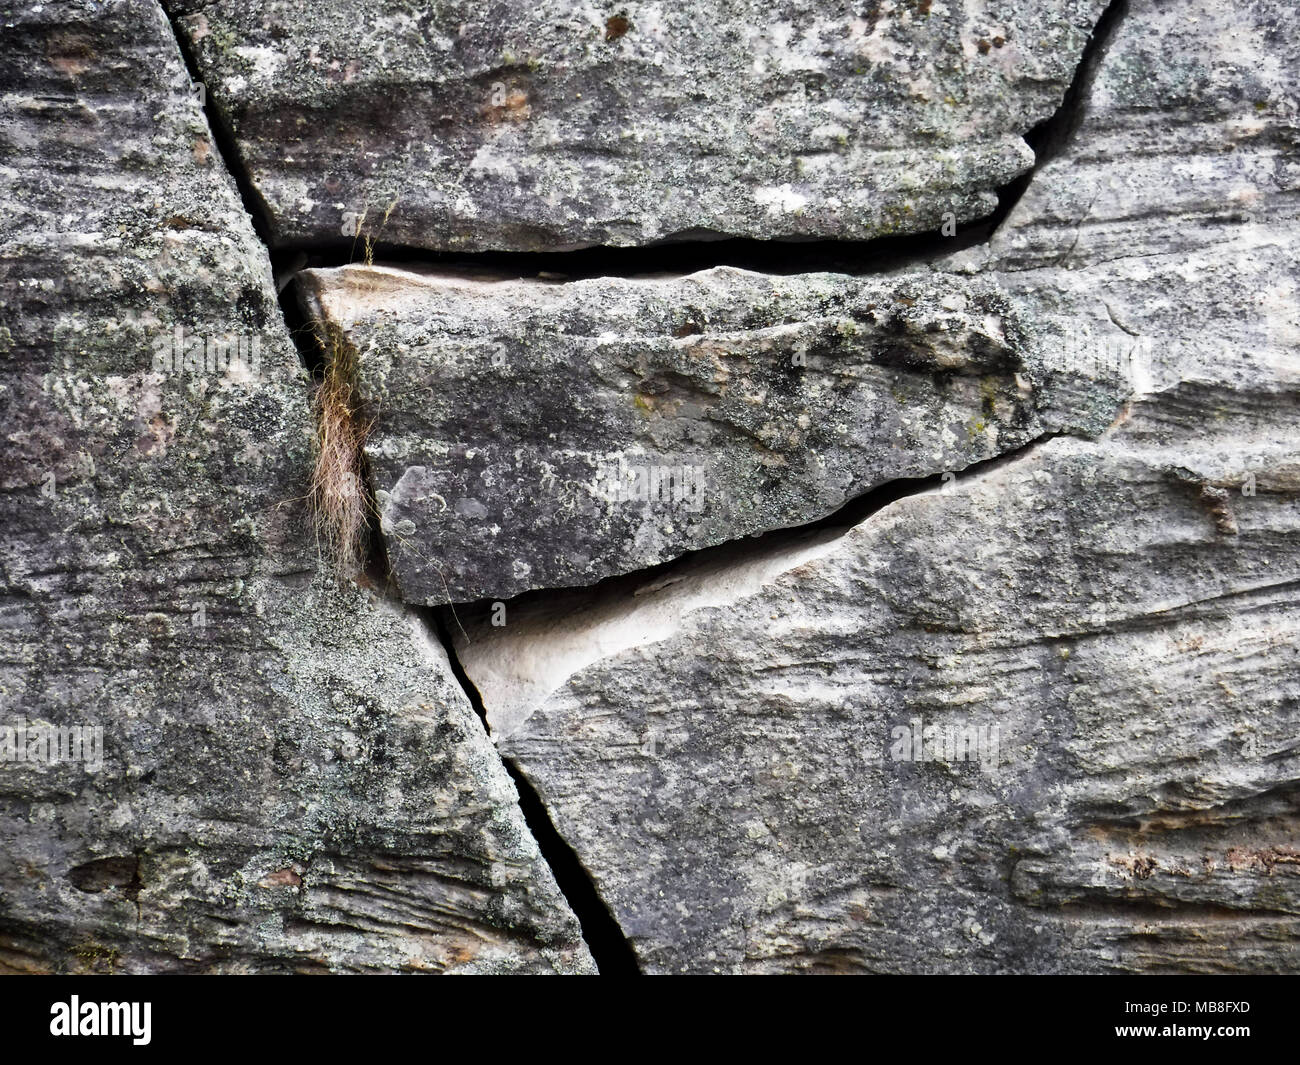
0, 0, 591, 973
301, 263, 1131, 604
169, 0, 1107, 251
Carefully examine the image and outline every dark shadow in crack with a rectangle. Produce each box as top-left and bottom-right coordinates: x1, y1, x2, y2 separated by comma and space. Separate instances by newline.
437, 431, 1067, 632
988, 0, 1131, 242
426, 610, 642, 974
503, 758, 642, 975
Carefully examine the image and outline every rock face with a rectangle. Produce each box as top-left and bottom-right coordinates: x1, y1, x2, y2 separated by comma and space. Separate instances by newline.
0, 0, 590, 973
460, 436, 1300, 973
300, 263, 1129, 603
169, 0, 1107, 251
453, 0, 1300, 973
5, 0, 1299, 977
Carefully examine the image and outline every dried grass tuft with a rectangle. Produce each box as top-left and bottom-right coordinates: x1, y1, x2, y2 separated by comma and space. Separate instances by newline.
308, 197, 398, 580
310, 323, 374, 578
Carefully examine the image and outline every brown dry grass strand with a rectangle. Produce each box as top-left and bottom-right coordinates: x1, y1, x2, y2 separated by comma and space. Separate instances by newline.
310, 324, 374, 578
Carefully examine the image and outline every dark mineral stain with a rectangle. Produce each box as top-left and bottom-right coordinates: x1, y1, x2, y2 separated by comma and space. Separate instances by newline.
605, 14, 630, 42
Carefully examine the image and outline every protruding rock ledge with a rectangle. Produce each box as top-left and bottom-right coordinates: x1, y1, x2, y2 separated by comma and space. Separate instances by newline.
300, 263, 1132, 604
171, 0, 1107, 251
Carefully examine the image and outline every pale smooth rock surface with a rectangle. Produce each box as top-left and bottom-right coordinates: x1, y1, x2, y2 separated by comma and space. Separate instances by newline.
0, 0, 591, 974
169, 0, 1107, 251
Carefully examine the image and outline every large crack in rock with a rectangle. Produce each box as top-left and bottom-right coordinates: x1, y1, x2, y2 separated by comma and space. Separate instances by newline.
0, 0, 591, 973
165, 0, 1108, 252
300, 263, 1131, 603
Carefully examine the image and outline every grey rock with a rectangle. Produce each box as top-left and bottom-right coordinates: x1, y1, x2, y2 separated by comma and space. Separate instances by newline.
460, 434, 1300, 973
0, 0, 591, 973
965, 0, 1300, 413
170, 0, 1107, 251
8, 0, 1299, 978
455, 0, 1300, 973
300, 262, 1129, 604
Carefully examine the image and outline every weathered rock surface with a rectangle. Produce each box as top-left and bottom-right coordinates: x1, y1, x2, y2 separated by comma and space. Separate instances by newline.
169, 0, 1108, 251
301, 262, 1130, 604
0, 0, 591, 973
6, 0, 1298, 978
460, 434, 1300, 973
455, 0, 1300, 972
971, 0, 1300, 407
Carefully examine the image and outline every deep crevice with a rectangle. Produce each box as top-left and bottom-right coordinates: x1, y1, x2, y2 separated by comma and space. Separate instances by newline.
428, 610, 641, 975
982, 0, 1131, 243
162, 4, 275, 246
1022, 0, 1132, 173
163, 0, 1131, 294
424, 434, 1071, 975
270, 220, 985, 284
285, 277, 394, 587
